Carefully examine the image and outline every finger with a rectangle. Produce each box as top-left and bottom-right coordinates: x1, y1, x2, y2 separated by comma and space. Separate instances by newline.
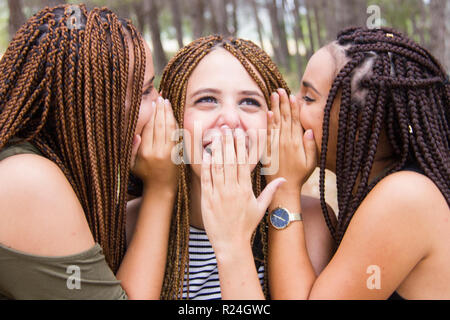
267, 111, 274, 158
154, 96, 166, 147
211, 135, 224, 186
201, 149, 213, 194
270, 92, 281, 129
278, 88, 291, 133
256, 177, 287, 215
235, 129, 250, 186
303, 129, 318, 170
290, 94, 302, 135
164, 98, 177, 144
223, 130, 237, 185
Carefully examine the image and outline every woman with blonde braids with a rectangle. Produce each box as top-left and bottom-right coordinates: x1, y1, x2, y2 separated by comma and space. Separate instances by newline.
153, 35, 336, 299
0, 5, 177, 299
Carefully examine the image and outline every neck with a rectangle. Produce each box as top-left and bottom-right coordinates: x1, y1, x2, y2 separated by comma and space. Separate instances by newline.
189, 172, 205, 230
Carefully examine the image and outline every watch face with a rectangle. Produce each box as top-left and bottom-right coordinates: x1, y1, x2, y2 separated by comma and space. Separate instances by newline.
270, 208, 290, 229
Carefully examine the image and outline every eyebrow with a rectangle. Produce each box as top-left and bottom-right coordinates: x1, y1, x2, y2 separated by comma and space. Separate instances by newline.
239, 90, 264, 98
302, 80, 321, 96
189, 88, 264, 99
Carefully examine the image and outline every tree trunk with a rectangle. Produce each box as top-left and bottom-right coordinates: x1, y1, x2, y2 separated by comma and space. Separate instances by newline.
43, 0, 66, 7
210, 0, 230, 36
169, 0, 184, 48
148, 0, 167, 75
190, 0, 206, 39
321, 0, 337, 43
251, 0, 265, 51
335, 0, 367, 31
429, 0, 446, 69
266, 0, 289, 70
311, 0, 324, 48
132, 1, 147, 34
292, 0, 307, 75
8, 0, 26, 40
304, 0, 316, 57
228, 0, 238, 37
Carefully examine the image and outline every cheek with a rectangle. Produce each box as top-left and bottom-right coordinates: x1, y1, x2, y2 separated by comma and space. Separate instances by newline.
135, 98, 155, 136
183, 109, 211, 177
300, 105, 324, 149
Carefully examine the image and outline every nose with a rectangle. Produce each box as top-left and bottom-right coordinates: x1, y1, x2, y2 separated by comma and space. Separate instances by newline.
216, 102, 241, 131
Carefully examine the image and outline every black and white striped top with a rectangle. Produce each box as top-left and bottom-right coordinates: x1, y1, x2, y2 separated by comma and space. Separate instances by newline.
182, 226, 265, 300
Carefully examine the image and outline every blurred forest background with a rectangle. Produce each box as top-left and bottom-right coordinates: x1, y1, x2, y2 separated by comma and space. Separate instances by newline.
1, 0, 449, 213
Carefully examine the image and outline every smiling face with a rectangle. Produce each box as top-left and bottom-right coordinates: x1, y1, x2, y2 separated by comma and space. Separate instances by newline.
297, 46, 342, 171
183, 48, 269, 178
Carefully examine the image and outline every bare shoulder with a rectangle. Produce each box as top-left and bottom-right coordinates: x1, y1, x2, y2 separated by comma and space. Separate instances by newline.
0, 154, 95, 256
347, 170, 448, 255
362, 170, 448, 222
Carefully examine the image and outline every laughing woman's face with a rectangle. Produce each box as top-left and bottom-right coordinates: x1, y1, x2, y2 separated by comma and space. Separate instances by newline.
183, 48, 269, 179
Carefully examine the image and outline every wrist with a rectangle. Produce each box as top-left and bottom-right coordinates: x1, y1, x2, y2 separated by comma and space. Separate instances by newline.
142, 181, 177, 198
214, 240, 253, 265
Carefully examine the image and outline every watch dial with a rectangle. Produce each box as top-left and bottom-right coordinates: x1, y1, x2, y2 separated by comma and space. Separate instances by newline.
270, 208, 290, 229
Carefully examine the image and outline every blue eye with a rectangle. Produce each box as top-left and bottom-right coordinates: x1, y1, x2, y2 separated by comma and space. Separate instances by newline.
196, 96, 217, 104
240, 98, 261, 107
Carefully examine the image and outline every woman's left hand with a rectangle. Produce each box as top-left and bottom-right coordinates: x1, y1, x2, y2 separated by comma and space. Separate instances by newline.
200, 129, 285, 258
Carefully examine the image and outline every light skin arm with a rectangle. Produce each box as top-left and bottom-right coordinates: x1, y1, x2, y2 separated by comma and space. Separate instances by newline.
201, 129, 285, 300
271, 172, 435, 299
266, 89, 326, 298
116, 97, 178, 299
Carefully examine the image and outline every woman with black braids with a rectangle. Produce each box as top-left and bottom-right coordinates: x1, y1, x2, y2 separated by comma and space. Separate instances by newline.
268, 27, 449, 299
0, 5, 178, 299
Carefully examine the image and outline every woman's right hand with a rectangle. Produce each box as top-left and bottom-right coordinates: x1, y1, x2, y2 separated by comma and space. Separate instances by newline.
130, 96, 178, 190
265, 89, 317, 189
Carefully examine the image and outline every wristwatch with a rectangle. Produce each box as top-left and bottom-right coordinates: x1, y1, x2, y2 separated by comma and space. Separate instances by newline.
268, 207, 302, 230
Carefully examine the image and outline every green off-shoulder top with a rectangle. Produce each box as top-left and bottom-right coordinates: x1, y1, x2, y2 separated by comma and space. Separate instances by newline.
0, 139, 127, 300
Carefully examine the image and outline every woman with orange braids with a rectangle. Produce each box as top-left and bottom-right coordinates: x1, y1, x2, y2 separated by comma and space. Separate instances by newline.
268, 27, 450, 299
0, 5, 177, 299
152, 35, 336, 300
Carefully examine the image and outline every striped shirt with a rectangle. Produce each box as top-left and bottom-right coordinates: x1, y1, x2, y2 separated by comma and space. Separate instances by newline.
182, 226, 265, 300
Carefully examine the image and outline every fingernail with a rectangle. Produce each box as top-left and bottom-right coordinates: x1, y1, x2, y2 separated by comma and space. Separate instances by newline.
158, 96, 164, 104
152, 101, 156, 108
305, 129, 314, 140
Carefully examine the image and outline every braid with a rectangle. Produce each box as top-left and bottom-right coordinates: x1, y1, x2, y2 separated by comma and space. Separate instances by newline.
0, 5, 146, 272
159, 35, 289, 299
321, 27, 450, 244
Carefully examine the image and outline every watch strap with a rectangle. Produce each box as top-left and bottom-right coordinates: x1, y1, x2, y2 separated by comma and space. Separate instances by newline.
289, 212, 302, 222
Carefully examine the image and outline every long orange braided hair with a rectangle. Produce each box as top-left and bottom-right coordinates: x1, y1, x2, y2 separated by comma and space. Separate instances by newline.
159, 35, 290, 299
0, 4, 146, 272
